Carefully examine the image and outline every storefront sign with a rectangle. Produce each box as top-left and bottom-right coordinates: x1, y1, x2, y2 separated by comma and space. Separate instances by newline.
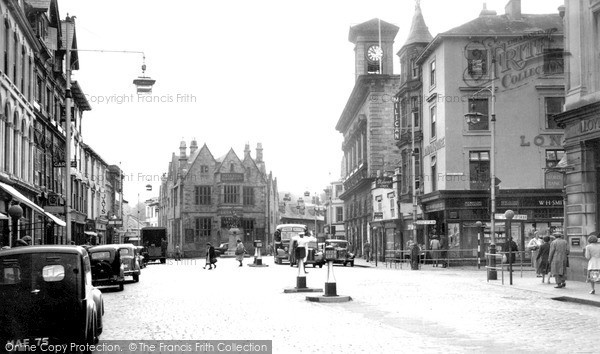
425, 201, 445, 212
465, 201, 482, 207
373, 212, 383, 219
500, 200, 519, 207
580, 117, 600, 135
221, 173, 244, 182
495, 213, 528, 220
571, 237, 581, 247
423, 137, 445, 156
375, 177, 393, 189
415, 220, 436, 225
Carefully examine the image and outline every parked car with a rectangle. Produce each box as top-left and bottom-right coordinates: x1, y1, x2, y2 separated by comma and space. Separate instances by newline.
324, 239, 355, 267
0, 245, 104, 348
88, 245, 125, 291
116, 244, 141, 282
214, 243, 229, 256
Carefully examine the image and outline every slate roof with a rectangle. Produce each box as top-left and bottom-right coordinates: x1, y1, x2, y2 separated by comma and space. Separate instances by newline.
443, 13, 562, 36
403, 1, 432, 46
348, 18, 399, 43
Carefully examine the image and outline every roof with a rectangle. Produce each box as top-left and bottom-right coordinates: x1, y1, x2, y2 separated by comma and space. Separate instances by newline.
403, 1, 433, 46
24, 0, 51, 11
348, 18, 399, 43
88, 244, 120, 252
0, 245, 86, 256
417, 13, 563, 64
71, 81, 91, 111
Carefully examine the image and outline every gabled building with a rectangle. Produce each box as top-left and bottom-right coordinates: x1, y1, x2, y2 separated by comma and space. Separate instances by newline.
416, 0, 565, 254
159, 140, 279, 257
336, 18, 401, 261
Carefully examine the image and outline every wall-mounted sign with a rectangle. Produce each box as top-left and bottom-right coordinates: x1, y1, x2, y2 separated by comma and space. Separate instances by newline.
519, 134, 562, 147
571, 237, 581, 247
415, 220, 436, 225
373, 212, 383, 219
423, 137, 445, 156
221, 173, 244, 183
375, 177, 393, 189
545, 171, 564, 189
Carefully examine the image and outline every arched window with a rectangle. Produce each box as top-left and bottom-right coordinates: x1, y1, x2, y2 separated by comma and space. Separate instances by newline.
4, 104, 11, 172
21, 119, 26, 179
13, 111, 19, 178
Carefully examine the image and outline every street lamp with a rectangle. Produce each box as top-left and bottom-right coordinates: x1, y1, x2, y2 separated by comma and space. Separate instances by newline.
7, 203, 23, 247
63, 16, 156, 244
464, 57, 497, 281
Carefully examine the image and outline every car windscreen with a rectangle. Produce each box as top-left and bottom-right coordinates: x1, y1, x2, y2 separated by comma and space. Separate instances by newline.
119, 248, 132, 256
326, 242, 347, 248
90, 251, 112, 260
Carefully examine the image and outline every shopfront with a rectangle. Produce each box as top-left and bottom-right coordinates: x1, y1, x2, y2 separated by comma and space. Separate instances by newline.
421, 190, 564, 260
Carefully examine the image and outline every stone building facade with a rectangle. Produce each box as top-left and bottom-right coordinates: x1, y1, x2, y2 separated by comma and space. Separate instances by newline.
554, 0, 600, 281
336, 18, 401, 261
159, 140, 279, 258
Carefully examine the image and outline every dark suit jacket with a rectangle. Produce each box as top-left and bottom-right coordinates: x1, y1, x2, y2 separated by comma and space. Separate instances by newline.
207, 246, 216, 259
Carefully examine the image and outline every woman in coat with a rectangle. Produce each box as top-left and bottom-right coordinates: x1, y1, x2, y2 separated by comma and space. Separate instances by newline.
536, 236, 551, 283
548, 232, 569, 288
235, 239, 246, 267
584, 233, 600, 294
204, 242, 217, 270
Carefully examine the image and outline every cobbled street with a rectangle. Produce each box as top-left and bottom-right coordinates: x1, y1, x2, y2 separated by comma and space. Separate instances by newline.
96, 257, 600, 353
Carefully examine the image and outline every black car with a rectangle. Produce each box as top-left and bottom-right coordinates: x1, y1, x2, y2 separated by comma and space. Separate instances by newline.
324, 239, 355, 267
116, 244, 141, 282
0, 245, 104, 349
88, 245, 125, 291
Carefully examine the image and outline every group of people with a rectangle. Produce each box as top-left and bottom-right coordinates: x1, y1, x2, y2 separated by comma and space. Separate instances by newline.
528, 231, 600, 294
203, 239, 246, 270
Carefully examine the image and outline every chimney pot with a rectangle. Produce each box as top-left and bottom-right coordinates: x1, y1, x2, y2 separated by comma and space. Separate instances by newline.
504, 0, 521, 20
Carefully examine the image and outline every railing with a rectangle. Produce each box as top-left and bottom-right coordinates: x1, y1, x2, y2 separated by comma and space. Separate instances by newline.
485, 250, 533, 284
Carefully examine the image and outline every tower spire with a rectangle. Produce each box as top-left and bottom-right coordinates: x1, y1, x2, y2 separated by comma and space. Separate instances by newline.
404, 0, 433, 46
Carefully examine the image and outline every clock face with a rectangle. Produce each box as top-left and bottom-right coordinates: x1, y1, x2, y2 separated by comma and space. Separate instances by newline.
367, 45, 383, 62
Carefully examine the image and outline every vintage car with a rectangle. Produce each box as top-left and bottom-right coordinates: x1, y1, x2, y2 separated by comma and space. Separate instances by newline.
214, 243, 229, 256
0, 245, 104, 349
88, 245, 125, 291
324, 239, 355, 267
116, 244, 141, 282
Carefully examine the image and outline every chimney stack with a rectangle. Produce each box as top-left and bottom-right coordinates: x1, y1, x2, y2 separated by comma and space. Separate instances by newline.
256, 142, 263, 162
505, 0, 521, 20
179, 140, 187, 162
189, 138, 198, 155
244, 143, 251, 160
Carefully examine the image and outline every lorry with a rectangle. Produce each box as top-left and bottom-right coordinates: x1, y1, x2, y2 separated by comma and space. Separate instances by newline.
141, 226, 167, 264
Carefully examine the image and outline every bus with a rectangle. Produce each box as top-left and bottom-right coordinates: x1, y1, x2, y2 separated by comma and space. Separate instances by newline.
273, 224, 308, 265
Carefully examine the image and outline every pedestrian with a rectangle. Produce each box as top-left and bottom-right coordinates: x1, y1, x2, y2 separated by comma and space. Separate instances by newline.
536, 236, 551, 283
527, 231, 543, 276
364, 241, 371, 262
204, 242, 217, 270
506, 236, 518, 271
548, 232, 569, 288
439, 234, 449, 268
175, 245, 181, 261
430, 237, 441, 267
584, 232, 600, 294
296, 232, 309, 274
409, 241, 420, 270
235, 239, 246, 267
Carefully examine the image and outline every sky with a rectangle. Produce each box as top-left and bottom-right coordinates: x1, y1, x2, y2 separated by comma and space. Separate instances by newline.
57, 0, 564, 203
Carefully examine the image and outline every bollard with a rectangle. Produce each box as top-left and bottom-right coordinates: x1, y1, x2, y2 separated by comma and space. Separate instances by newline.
248, 240, 268, 268
306, 246, 351, 302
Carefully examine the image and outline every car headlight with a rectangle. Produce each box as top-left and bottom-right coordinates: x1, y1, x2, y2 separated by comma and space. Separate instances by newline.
284, 247, 288, 252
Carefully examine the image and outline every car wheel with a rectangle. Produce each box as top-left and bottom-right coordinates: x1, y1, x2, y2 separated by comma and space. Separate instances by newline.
313, 264, 316, 268
319, 264, 323, 268
133, 274, 139, 282
118, 282, 124, 291
351, 261, 355, 267
343, 262, 347, 267
160, 258, 166, 264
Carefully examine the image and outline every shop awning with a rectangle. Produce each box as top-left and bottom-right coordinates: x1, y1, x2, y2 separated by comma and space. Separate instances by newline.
45, 212, 66, 227
0, 182, 45, 214
0, 212, 8, 220
84, 231, 98, 237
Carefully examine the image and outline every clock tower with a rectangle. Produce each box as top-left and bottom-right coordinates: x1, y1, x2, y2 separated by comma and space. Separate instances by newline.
349, 18, 399, 80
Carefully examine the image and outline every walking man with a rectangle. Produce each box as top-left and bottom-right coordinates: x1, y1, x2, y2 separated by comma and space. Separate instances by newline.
548, 232, 569, 288
364, 241, 371, 262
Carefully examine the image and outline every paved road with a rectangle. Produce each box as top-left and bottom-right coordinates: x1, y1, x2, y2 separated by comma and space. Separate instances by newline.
96, 257, 600, 353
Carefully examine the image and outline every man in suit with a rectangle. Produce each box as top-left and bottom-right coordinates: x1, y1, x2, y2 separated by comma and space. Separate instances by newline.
548, 232, 569, 288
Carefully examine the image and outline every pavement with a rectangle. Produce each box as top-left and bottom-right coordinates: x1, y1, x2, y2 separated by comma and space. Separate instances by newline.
353, 256, 600, 307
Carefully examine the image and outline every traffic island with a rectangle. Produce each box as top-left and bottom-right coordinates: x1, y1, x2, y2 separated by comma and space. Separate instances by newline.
248, 239, 269, 268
